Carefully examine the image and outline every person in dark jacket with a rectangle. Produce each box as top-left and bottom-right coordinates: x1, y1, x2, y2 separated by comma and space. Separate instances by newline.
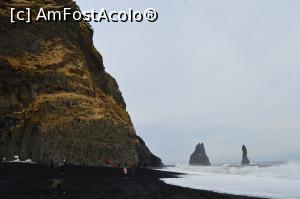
50, 178, 66, 194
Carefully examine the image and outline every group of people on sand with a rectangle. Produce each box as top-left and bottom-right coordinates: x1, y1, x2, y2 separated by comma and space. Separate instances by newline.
45, 158, 148, 194
1, 156, 148, 195
105, 158, 148, 176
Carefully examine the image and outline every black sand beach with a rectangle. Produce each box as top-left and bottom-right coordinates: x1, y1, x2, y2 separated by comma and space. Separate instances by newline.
0, 162, 264, 199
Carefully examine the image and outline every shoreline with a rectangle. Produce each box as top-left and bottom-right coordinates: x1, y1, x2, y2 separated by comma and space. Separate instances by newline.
0, 162, 266, 199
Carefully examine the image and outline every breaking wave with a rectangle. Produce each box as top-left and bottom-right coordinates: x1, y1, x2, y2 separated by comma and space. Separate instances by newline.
160, 161, 300, 199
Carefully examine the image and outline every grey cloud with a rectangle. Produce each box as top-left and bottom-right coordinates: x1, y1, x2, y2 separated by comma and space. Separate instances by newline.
77, 0, 300, 164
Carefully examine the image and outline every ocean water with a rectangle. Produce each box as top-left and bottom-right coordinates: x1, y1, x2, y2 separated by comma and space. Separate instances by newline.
159, 162, 300, 199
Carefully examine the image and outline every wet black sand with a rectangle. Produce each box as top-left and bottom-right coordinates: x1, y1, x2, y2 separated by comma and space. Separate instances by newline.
0, 162, 265, 199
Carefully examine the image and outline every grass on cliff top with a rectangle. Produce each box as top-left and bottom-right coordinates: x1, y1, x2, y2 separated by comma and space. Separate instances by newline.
27, 92, 133, 130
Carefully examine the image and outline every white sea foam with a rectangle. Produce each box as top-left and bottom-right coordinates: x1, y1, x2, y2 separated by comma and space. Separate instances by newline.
159, 162, 300, 199
3, 155, 36, 164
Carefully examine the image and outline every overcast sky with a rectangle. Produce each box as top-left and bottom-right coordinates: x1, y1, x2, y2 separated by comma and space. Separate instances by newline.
76, 0, 300, 164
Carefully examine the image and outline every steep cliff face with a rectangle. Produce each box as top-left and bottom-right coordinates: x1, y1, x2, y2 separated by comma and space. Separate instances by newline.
189, 143, 211, 166
0, 0, 162, 166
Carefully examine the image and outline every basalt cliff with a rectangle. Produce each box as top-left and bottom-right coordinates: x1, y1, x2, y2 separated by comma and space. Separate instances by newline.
0, 0, 162, 166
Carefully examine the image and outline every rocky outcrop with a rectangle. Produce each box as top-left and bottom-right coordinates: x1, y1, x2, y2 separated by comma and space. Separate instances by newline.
189, 143, 211, 166
241, 145, 250, 165
0, 0, 162, 167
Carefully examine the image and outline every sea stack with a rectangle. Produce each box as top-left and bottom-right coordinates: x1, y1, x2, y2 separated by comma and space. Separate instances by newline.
189, 143, 211, 166
0, 0, 162, 167
241, 145, 250, 165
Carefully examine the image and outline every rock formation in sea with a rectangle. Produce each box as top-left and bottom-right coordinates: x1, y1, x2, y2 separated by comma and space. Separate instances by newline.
241, 145, 250, 165
0, 0, 162, 167
189, 143, 211, 166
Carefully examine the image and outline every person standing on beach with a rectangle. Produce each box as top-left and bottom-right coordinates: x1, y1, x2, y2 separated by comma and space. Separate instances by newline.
48, 159, 67, 195
38, 162, 47, 176
123, 163, 128, 175
60, 159, 66, 175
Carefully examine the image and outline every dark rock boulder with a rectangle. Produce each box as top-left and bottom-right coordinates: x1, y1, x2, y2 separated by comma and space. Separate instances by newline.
0, 0, 162, 167
241, 145, 250, 165
189, 143, 211, 166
